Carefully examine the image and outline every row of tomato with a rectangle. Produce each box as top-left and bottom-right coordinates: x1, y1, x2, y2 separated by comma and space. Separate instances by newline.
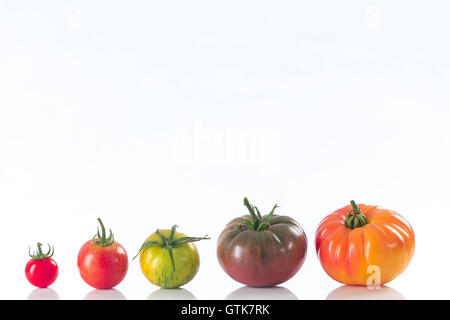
26, 197, 415, 289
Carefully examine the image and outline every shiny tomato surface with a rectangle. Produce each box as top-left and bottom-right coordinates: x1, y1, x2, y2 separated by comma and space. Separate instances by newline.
217, 214, 307, 287
25, 258, 58, 288
139, 229, 200, 288
315, 203, 415, 285
77, 240, 128, 289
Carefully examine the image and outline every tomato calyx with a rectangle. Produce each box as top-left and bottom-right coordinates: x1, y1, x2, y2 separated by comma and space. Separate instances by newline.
133, 225, 210, 271
239, 197, 279, 231
29, 242, 54, 260
92, 218, 115, 247
344, 200, 368, 229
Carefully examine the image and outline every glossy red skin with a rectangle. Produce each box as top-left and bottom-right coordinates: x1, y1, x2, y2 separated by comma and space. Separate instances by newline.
77, 240, 128, 289
25, 258, 58, 288
217, 215, 307, 287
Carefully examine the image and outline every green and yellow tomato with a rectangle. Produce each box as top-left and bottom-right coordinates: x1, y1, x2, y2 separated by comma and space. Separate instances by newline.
135, 225, 209, 288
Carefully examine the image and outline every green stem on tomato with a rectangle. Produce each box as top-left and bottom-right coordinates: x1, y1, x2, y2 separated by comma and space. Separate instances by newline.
344, 200, 368, 229
132, 225, 210, 272
92, 218, 115, 247
241, 197, 279, 231
28, 242, 54, 260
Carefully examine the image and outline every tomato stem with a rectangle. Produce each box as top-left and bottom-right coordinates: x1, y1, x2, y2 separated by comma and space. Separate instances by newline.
28, 242, 54, 260
241, 197, 279, 231
350, 200, 362, 215
37, 242, 43, 256
344, 200, 368, 229
132, 225, 210, 272
92, 218, 115, 247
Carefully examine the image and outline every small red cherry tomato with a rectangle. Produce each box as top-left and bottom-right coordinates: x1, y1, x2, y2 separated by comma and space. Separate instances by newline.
25, 243, 58, 288
77, 218, 128, 289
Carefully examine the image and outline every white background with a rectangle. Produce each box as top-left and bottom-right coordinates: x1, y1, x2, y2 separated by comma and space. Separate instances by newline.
0, 1, 449, 300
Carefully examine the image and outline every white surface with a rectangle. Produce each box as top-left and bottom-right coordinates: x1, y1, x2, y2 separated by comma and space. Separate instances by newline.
0, 1, 449, 300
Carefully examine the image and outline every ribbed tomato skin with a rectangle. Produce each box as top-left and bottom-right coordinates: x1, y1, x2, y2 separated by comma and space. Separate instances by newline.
217, 215, 307, 287
315, 203, 415, 285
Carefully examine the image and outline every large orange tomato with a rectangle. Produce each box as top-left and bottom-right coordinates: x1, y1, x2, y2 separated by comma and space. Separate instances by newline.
315, 201, 414, 285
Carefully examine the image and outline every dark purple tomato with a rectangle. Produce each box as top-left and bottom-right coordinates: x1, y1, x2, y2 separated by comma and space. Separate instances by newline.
217, 198, 307, 287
